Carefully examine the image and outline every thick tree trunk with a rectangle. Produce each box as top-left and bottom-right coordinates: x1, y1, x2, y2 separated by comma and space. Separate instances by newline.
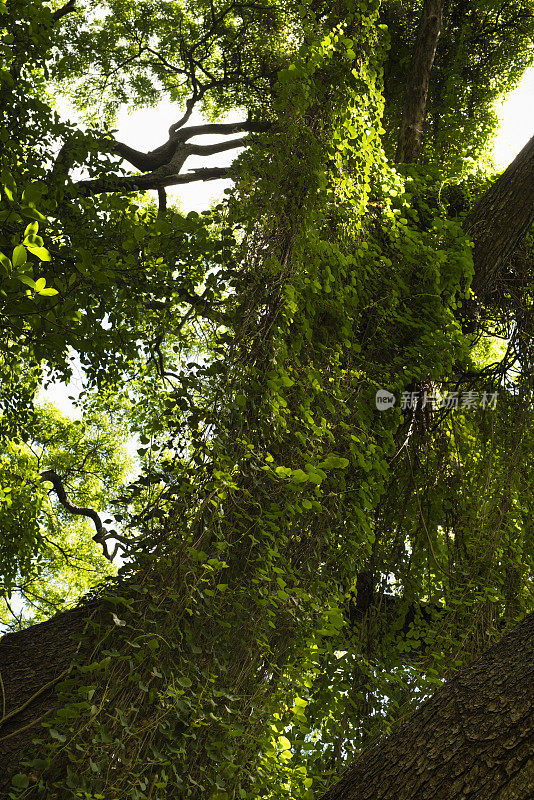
396, 0, 446, 164
0, 602, 100, 793
319, 611, 534, 800
464, 134, 534, 303
393, 0, 534, 299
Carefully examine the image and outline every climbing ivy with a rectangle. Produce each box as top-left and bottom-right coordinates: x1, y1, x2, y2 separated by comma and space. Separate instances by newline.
2, 0, 534, 798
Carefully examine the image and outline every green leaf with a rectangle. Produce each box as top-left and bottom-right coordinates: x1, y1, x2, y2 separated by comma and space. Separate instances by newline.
1, 169, 16, 200
291, 469, 309, 483
319, 455, 350, 469
17, 275, 36, 290
278, 735, 291, 750
11, 773, 29, 789
21, 205, 47, 222
24, 221, 39, 237
0, 68, 14, 88
24, 234, 44, 247
12, 245, 27, 267
22, 181, 46, 205
38, 287, 59, 296
26, 244, 51, 261
34, 277, 46, 292
0, 251, 11, 273
275, 465, 291, 478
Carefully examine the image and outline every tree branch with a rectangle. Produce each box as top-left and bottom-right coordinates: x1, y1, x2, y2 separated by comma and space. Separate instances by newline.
187, 135, 247, 156
112, 141, 171, 172
157, 187, 167, 216
76, 166, 231, 195
40, 470, 116, 561
169, 92, 203, 134
396, 0, 446, 164
52, 0, 76, 22
174, 119, 270, 142
73, 117, 267, 196
320, 612, 534, 800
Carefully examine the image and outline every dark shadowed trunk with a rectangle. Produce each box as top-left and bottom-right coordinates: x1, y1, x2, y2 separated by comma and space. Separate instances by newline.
0, 602, 101, 793
319, 612, 534, 800
464, 134, 534, 303
394, 0, 534, 301
396, 0, 446, 164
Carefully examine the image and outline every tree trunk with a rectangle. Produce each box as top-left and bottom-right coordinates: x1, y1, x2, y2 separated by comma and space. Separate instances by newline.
0, 602, 100, 793
319, 612, 534, 800
464, 134, 534, 303
396, 0, 446, 164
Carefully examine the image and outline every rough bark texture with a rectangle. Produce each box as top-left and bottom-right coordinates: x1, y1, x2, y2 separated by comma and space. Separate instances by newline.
464, 133, 534, 303
319, 611, 534, 800
0, 601, 100, 793
396, 0, 445, 164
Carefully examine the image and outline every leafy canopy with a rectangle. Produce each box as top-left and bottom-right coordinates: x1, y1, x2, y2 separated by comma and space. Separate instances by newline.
1, 0, 534, 798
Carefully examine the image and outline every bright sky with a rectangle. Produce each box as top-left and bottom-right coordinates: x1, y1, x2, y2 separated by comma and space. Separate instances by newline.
493, 66, 534, 169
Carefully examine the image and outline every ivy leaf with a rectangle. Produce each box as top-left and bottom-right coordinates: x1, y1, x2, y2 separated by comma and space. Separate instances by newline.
26, 244, 51, 261
291, 469, 309, 483
11, 773, 29, 788
18, 274, 36, 290
278, 735, 291, 750
319, 455, 350, 469
0, 251, 11, 273
12, 244, 27, 267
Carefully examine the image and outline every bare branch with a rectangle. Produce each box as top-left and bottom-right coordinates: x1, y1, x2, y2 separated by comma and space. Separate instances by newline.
187, 136, 247, 156
112, 141, 171, 172
176, 119, 269, 142
40, 470, 116, 561
76, 166, 231, 195
157, 187, 167, 216
169, 94, 201, 134
63, 112, 269, 197
52, 0, 76, 22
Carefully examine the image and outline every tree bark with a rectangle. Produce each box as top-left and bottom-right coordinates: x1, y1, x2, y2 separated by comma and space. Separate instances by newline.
0, 602, 100, 793
464, 133, 534, 303
319, 611, 534, 800
396, 0, 446, 164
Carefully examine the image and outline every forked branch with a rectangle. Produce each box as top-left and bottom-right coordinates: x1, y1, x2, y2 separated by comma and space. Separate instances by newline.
72, 115, 269, 195
40, 470, 126, 561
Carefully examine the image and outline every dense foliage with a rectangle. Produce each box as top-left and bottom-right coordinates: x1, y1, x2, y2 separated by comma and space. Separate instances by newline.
1, 0, 534, 798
